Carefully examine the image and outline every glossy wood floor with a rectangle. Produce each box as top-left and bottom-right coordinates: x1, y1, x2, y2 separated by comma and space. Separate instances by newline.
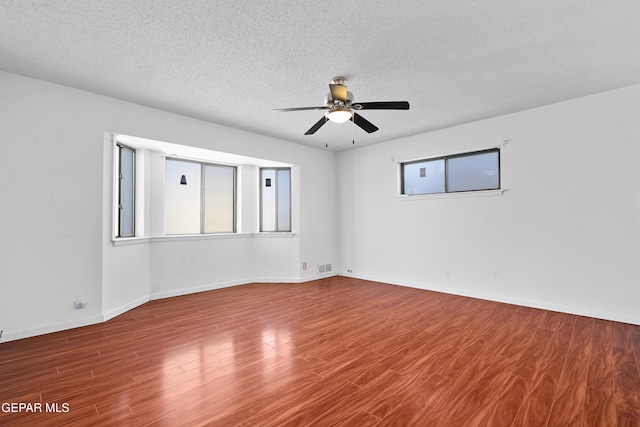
1, 276, 640, 426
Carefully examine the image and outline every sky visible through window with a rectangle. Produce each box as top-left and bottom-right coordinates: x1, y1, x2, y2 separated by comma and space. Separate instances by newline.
165, 159, 235, 234
402, 150, 499, 195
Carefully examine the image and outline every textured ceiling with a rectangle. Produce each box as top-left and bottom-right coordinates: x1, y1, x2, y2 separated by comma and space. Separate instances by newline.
2, 1, 640, 151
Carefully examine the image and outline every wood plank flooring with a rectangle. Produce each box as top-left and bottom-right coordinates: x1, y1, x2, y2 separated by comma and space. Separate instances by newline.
1, 276, 640, 426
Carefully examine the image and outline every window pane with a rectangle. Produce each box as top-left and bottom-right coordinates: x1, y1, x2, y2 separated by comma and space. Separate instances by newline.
119, 146, 135, 237
204, 165, 235, 233
261, 169, 276, 231
447, 151, 499, 192
165, 159, 201, 234
403, 159, 445, 195
277, 169, 291, 231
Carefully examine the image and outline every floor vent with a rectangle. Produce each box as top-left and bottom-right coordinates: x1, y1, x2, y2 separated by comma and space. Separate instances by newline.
318, 263, 332, 274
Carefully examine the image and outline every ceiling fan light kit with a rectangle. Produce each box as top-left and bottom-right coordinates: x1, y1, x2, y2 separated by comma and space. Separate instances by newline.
326, 107, 352, 123
272, 76, 410, 136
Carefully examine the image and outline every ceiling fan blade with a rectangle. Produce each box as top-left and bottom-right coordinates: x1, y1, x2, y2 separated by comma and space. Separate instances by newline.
272, 106, 329, 112
355, 101, 410, 110
351, 113, 379, 133
329, 84, 348, 102
304, 116, 328, 135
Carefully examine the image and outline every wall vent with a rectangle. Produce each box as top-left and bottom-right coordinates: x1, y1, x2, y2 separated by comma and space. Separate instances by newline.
318, 263, 332, 275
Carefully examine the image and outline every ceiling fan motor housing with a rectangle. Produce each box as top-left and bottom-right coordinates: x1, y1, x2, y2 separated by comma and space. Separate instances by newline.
325, 91, 354, 107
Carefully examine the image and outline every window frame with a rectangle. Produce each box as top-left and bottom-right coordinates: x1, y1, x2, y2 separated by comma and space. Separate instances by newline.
400, 148, 500, 196
259, 167, 292, 232
165, 157, 237, 235
116, 143, 136, 238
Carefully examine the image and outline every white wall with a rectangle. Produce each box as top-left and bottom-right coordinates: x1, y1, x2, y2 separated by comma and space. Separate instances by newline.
3, 68, 638, 343
338, 84, 640, 325
0, 71, 338, 341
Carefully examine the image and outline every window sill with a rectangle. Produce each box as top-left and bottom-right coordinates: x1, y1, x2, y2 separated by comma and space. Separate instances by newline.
396, 189, 507, 201
153, 233, 295, 243
112, 237, 152, 247
252, 232, 295, 238
112, 232, 295, 246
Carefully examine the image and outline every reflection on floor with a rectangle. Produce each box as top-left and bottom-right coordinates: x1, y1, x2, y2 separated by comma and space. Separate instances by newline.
1, 276, 639, 426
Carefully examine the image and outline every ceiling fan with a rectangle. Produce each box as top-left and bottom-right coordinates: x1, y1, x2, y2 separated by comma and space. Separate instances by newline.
272, 77, 410, 135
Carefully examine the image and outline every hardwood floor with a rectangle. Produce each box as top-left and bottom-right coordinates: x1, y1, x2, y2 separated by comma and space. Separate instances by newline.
1, 276, 639, 426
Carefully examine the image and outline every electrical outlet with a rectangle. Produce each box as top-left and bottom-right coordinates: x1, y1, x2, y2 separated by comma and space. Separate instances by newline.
74, 293, 87, 309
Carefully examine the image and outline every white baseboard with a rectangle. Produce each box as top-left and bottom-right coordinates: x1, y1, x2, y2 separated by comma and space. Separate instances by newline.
103, 296, 150, 322
1, 314, 105, 343
341, 272, 640, 326
19, 271, 609, 344
150, 275, 331, 300
3, 277, 330, 343
299, 272, 338, 283
249, 276, 306, 284
150, 278, 251, 300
